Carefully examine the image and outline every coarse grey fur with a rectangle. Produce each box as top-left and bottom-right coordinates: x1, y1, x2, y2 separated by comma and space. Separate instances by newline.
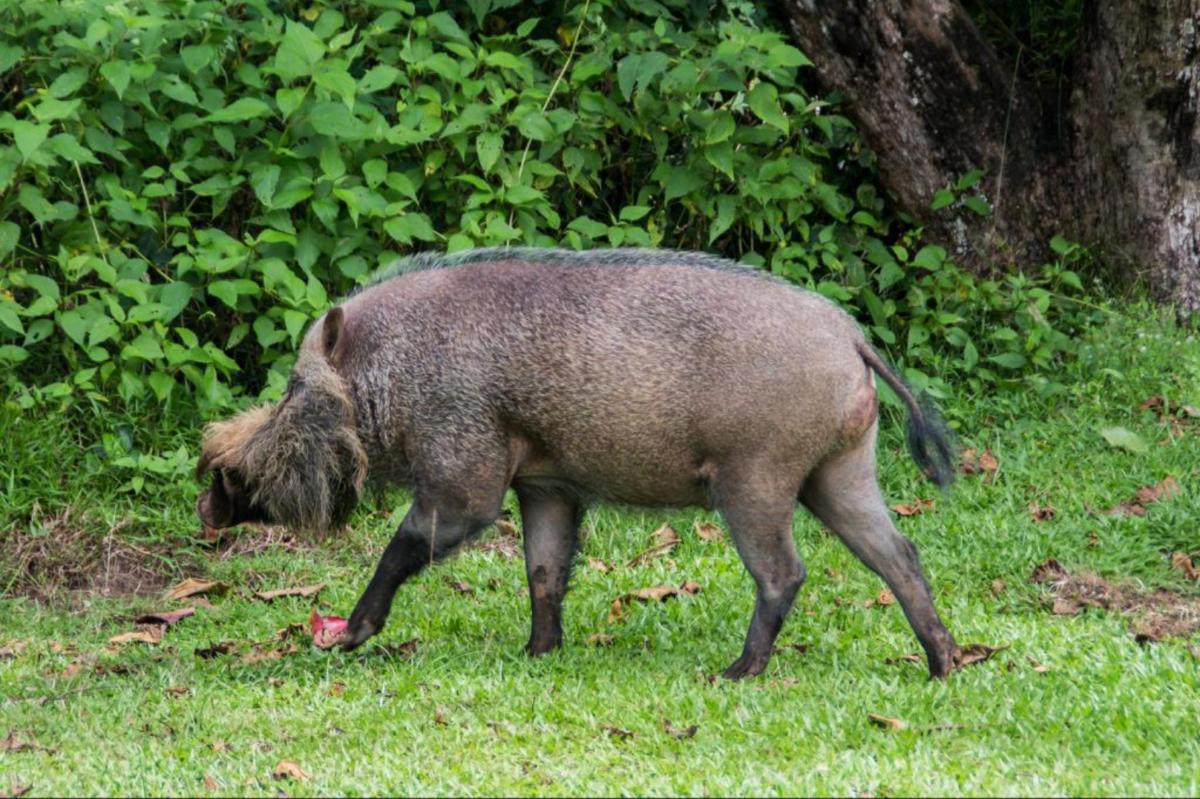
196, 247, 962, 679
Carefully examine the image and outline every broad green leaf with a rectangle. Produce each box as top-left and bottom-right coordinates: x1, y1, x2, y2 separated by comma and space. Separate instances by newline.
988, 352, 1027, 370
931, 188, 955, 211
205, 98, 272, 123
359, 65, 401, 94
32, 97, 80, 122
1099, 426, 1149, 454
208, 281, 240, 309
13, 121, 49, 159
705, 111, 735, 145
122, 332, 164, 361
619, 206, 651, 222
0, 305, 24, 335
747, 83, 788, 133
100, 61, 131, 98
911, 245, 947, 270
362, 159, 388, 188
251, 165, 281, 206
314, 65, 356, 109
276, 88, 307, 119
181, 44, 214, 73
0, 221, 18, 258
955, 168, 984, 190
275, 21, 327, 82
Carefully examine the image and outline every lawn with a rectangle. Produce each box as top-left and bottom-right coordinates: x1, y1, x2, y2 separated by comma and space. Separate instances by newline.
2, 306, 1199, 796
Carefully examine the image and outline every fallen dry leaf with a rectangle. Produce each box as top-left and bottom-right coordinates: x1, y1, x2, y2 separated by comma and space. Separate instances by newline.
1, 784, 32, 798
1136, 475, 1182, 505
253, 583, 325, 602
587, 557, 610, 573
272, 760, 310, 782
1, 732, 56, 754
662, 719, 698, 739
1025, 655, 1051, 673
587, 633, 614, 646
433, 709, 448, 726
608, 597, 625, 624
773, 642, 809, 655
1028, 502, 1056, 522
1031, 557, 1068, 583
327, 682, 347, 697
494, 518, 518, 538
867, 713, 905, 731
164, 685, 191, 698
108, 626, 164, 646
891, 498, 935, 517
444, 578, 473, 594
959, 448, 999, 476
1140, 394, 1200, 420
627, 523, 680, 567
167, 578, 228, 601
602, 724, 634, 740
195, 640, 239, 659
885, 652, 923, 666
275, 623, 306, 641
955, 643, 1006, 669
202, 774, 219, 792
0, 640, 29, 660
310, 609, 349, 649
990, 579, 1006, 595
134, 608, 196, 626
371, 638, 419, 659
60, 661, 84, 679
865, 588, 895, 609
241, 643, 299, 665
1171, 552, 1200, 580
210, 741, 233, 753
267, 677, 285, 687
693, 521, 724, 542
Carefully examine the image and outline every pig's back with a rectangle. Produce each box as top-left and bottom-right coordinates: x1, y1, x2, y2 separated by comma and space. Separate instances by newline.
341, 252, 868, 504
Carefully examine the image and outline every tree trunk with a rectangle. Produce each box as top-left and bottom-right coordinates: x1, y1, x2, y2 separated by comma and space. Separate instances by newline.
782, 0, 1200, 316
1073, 0, 1200, 313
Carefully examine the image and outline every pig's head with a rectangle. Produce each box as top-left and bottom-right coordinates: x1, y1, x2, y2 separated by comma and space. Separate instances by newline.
195, 308, 368, 534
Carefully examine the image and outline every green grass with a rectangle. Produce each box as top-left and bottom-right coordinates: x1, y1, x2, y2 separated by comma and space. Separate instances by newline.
2, 304, 1200, 796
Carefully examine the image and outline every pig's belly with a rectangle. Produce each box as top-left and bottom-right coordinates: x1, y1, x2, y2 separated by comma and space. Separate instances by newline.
513, 446, 712, 508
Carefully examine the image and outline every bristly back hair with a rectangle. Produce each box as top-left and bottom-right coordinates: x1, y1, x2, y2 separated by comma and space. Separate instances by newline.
357, 247, 779, 295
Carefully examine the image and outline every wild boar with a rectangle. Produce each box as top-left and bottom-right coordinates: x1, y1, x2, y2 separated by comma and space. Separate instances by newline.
196, 248, 961, 678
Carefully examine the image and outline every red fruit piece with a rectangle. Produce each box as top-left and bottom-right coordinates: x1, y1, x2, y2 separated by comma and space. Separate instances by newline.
309, 608, 349, 649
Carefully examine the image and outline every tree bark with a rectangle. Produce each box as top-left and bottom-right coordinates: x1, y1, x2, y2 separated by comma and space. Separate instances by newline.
1073, 0, 1200, 313
782, 0, 1200, 315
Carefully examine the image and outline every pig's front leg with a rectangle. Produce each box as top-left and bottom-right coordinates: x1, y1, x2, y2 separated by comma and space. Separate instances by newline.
342, 493, 497, 650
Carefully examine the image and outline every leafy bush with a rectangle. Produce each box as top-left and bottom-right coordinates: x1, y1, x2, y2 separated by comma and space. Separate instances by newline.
0, 0, 1100, 418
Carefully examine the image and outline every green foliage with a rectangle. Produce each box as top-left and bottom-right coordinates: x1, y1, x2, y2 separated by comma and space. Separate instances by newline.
0, 0, 1098, 419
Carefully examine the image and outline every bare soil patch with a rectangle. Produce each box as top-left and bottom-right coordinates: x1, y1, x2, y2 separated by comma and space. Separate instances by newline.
0, 509, 181, 600
0, 509, 311, 602
1032, 558, 1200, 641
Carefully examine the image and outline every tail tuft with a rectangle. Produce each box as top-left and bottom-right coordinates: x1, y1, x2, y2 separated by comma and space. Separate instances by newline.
904, 393, 957, 489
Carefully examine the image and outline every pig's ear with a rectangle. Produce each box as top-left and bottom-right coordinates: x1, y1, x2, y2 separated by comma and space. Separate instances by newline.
195, 449, 214, 480
322, 307, 344, 358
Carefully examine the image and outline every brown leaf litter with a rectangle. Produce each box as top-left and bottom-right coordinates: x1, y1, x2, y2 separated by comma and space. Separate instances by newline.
608, 581, 701, 623
627, 524, 680, 567
890, 498, 935, 517
1031, 557, 1200, 641
253, 583, 325, 602
1099, 475, 1182, 517
959, 448, 999, 477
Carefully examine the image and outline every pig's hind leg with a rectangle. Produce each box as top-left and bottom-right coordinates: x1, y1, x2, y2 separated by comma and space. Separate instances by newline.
712, 463, 807, 679
800, 426, 958, 678
515, 484, 583, 656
